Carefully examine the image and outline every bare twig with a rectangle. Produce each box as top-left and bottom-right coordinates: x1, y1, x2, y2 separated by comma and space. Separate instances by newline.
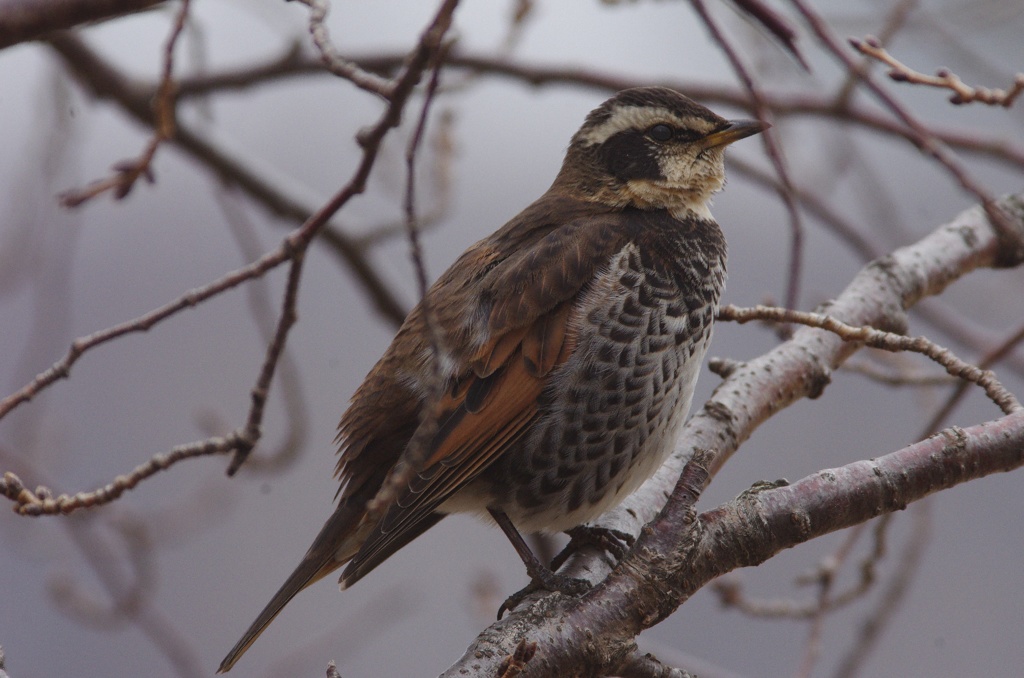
3, 433, 244, 515
922, 318, 1024, 433
215, 189, 309, 472
718, 304, 1022, 415
835, 0, 920, 107
59, 0, 191, 206
226, 247, 306, 475
294, 0, 394, 96
0, 241, 297, 423
232, 0, 462, 477
851, 35, 1024, 107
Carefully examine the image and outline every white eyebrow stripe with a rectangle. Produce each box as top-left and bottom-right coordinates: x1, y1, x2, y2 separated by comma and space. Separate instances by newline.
578, 106, 678, 146
578, 106, 718, 147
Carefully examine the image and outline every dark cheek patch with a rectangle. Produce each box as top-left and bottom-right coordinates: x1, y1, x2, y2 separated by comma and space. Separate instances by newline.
599, 130, 664, 182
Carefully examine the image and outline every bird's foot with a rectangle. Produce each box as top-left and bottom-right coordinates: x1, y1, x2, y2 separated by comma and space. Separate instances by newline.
498, 569, 591, 620
496, 526, 635, 618
551, 525, 635, 570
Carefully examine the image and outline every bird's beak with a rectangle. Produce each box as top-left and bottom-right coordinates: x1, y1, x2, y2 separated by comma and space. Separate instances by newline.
702, 119, 770, 149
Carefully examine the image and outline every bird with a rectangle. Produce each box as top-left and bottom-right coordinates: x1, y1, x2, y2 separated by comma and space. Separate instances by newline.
218, 86, 766, 672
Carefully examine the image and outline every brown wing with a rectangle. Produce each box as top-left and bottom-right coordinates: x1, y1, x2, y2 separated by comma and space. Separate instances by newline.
335, 198, 635, 586
339, 301, 575, 586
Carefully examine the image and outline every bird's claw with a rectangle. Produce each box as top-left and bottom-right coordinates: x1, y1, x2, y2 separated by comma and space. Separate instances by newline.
497, 571, 591, 619
545, 525, 636, 572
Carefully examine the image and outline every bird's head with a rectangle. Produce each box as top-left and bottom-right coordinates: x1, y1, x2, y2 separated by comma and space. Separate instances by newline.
555, 87, 768, 219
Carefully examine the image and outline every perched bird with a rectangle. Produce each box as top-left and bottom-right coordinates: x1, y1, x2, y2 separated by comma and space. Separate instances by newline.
219, 86, 766, 672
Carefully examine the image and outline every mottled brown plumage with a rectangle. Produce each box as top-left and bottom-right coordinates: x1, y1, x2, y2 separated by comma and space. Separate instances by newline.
219, 87, 766, 672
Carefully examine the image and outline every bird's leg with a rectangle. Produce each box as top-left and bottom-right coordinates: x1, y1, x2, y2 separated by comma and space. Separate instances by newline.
488, 508, 590, 618
549, 525, 636, 572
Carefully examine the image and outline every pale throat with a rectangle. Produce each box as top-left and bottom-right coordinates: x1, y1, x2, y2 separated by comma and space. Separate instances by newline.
622, 179, 717, 222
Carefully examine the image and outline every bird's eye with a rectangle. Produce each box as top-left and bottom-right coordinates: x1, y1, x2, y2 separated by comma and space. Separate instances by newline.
647, 124, 674, 142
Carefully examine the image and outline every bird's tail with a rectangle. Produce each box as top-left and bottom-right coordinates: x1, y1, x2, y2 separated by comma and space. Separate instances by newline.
217, 503, 367, 673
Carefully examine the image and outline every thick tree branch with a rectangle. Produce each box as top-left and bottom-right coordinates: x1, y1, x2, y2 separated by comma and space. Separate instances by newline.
442, 408, 1024, 677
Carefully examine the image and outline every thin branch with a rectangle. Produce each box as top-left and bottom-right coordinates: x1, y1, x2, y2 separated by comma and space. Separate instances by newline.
59, 0, 191, 206
231, 0, 462, 477
851, 35, 1024, 107
922, 318, 1024, 433
226, 247, 306, 475
2, 433, 243, 515
19, 0, 458, 421
294, 0, 394, 96
215, 188, 309, 472
834, 0, 920, 107
718, 303, 1022, 415
0, 239, 297, 423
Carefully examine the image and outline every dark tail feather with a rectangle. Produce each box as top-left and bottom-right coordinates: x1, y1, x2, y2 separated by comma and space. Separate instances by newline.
217, 504, 364, 673
340, 511, 445, 589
